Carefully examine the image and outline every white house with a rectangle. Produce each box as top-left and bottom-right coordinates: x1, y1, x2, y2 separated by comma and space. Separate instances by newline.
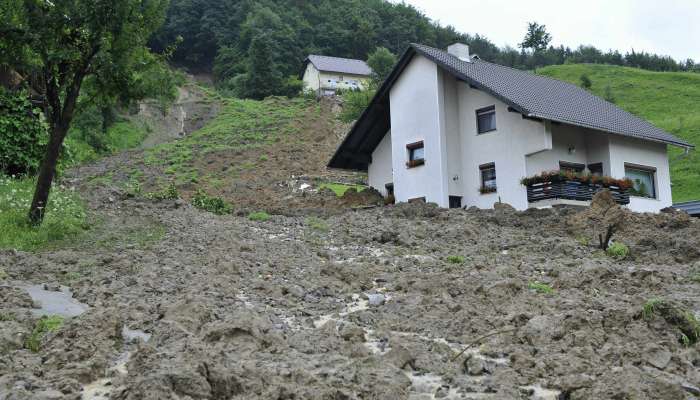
301, 55, 372, 96
329, 43, 694, 213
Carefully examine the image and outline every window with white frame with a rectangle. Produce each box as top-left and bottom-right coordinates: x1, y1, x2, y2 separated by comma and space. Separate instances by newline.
625, 164, 656, 198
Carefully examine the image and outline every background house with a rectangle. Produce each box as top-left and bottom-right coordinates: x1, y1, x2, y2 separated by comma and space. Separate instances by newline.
301, 55, 372, 96
329, 43, 694, 213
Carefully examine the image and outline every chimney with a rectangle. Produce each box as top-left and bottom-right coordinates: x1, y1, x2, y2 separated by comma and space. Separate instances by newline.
447, 43, 471, 62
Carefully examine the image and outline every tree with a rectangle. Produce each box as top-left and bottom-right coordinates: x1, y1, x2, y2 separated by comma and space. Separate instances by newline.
520, 22, 552, 53
243, 33, 282, 100
1, 0, 168, 224
366, 47, 397, 87
579, 74, 592, 89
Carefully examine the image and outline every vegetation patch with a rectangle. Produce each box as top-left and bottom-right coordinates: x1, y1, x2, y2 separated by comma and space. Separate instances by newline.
606, 242, 630, 260
0, 177, 89, 251
305, 217, 329, 232
145, 182, 180, 201
319, 182, 367, 197
25, 315, 64, 352
641, 298, 700, 345
248, 211, 271, 222
528, 281, 555, 295
192, 190, 233, 215
446, 255, 466, 264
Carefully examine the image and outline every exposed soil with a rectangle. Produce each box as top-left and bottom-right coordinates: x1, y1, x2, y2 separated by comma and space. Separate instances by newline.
1, 92, 700, 400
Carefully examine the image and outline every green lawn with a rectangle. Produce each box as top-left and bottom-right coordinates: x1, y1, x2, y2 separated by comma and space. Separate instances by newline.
318, 182, 367, 197
537, 64, 700, 202
0, 177, 89, 251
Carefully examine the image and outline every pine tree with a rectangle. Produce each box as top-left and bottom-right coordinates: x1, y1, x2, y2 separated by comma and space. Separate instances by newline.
244, 34, 281, 100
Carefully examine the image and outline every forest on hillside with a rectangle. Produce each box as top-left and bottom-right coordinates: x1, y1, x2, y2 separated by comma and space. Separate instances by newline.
150, 0, 700, 98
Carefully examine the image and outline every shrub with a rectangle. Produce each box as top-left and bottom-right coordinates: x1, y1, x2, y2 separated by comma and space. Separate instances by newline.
0, 89, 48, 175
146, 182, 179, 200
25, 315, 64, 352
248, 211, 270, 222
339, 89, 375, 123
191, 190, 232, 215
446, 255, 465, 264
528, 281, 555, 295
520, 170, 633, 190
579, 74, 592, 89
606, 242, 629, 259
641, 298, 700, 345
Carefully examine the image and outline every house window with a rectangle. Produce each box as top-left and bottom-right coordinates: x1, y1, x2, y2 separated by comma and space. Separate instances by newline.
559, 161, 585, 174
625, 164, 656, 198
449, 196, 462, 209
479, 163, 497, 193
406, 141, 425, 168
588, 163, 603, 176
476, 105, 496, 134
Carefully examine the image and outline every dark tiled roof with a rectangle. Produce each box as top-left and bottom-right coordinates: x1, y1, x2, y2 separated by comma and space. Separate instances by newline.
412, 44, 692, 148
674, 200, 700, 216
305, 55, 372, 76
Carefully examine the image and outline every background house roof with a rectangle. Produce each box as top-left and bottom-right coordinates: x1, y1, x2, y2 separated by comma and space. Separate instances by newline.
329, 44, 693, 171
304, 55, 372, 76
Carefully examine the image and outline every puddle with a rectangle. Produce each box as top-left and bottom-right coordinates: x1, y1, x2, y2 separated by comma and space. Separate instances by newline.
122, 326, 151, 343
21, 284, 89, 318
405, 372, 461, 399
521, 385, 562, 400
82, 351, 131, 400
313, 294, 369, 328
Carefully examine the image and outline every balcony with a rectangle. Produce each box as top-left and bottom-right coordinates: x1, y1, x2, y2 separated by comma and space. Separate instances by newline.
522, 172, 631, 206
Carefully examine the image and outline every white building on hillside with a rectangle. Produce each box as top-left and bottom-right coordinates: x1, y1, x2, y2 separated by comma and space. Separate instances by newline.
301, 55, 372, 96
329, 43, 694, 213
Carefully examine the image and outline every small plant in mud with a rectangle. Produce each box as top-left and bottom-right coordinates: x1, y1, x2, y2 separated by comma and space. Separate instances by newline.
689, 267, 700, 283
0, 312, 15, 322
305, 216, 329, 232
191, 190, 232, 215
641, 298, 700, 345
0, 268, 7, 280
124, 179, 142, 197
248, 211, 271, 222
259, 154, 269, 162
446, 255, 465, 264
528, 281, 555, 295
145, 182, 180, 201
25, 315, 64, 352
606, 242, 629, 260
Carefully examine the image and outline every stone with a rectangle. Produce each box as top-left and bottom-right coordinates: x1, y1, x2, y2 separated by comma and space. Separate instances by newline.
465, 356, 487, 376
643, 345, 672, 370
365, 293, 385, 306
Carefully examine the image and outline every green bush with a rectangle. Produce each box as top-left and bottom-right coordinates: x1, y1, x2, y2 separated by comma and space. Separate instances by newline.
248, 211, 270, 222
191, 190, 232, 215
0, 89, 48, 175
0, 176, 89, 251
25, 315, 64, 352
338, 89, 375, 123
145, 182, 179, 200
606, 242, 629, 259
528, 281, 555, 295
446, 255, 465, 264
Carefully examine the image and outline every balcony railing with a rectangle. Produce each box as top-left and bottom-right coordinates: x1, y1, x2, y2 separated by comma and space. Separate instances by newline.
526, 180, 630, 205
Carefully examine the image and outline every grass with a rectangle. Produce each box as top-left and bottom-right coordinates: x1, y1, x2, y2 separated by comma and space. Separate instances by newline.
145, 182, 180, 200
528, 281, 555, 295
606, 242, 630, 260
641, 298, 700, 345
0, 176, 89, 251
446, 255, 465, 264
248, 211, 271, 222
25, 315, 64, 352
319, 182, 367, 197
538, 64, 700, 202
305, 216, 329, 232
144, 97, 310, 185
192, 190, 232, 215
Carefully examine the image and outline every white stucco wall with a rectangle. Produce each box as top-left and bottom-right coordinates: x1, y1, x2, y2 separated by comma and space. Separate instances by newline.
389, 55, 449, 205
368, 131, 393, 196
302, 63, 321, 93
608, 136, 672, 212
370, 55, 674, 213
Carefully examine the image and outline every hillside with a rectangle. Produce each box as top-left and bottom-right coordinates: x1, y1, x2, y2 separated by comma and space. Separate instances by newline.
1, 85, 700, 399
538, 64, 700, 202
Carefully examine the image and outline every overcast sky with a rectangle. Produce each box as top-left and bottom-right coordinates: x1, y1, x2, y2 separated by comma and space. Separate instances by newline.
400, 0, 700, 62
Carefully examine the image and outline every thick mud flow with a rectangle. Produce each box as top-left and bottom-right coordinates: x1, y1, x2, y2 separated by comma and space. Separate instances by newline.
2, 189, 700, 399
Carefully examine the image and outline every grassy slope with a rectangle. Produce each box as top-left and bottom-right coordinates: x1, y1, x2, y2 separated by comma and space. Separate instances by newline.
537, 64, 700, 202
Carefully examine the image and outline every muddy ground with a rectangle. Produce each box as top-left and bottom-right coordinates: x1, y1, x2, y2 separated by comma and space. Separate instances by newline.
1, 93, 700, 400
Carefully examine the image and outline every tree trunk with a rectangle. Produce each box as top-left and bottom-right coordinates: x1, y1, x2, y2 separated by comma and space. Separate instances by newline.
28, 124, 68, 224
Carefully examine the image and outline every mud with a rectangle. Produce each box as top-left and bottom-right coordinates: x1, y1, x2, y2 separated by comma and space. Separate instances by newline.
1, 193, 700, 399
